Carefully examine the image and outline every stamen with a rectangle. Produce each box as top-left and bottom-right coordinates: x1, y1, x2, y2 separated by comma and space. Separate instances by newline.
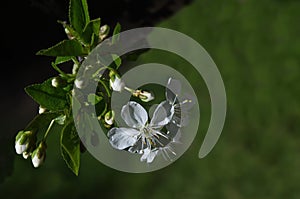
155, 131, 169, 140
152, 136, 164, 147
167, 146, 177, 156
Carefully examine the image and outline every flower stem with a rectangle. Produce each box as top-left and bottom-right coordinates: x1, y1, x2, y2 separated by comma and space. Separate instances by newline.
51, 62, 68, 77
43, 119, 55, 140
124, 86, 135, 94
99, 79, 111, 97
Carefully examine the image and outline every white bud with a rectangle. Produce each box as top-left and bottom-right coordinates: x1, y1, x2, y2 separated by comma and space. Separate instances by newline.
15, 141, 28, 155
139, 91, 154, 102
15, 131, 32, 155
51, 78, 59, 88
75, 79, 85, 89
31, 142, 46, 168
99, 25, 109, 40
100, 25, 109, 34
38, 106, 47, 114
22, 152, 30, 159
104, 111, 115, 125
32, 154, 45, 168
64, 28, 75, 40
110, 76, 125, 92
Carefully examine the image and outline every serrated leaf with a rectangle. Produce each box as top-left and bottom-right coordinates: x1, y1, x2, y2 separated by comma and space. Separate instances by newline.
25, 78, 68, 111
26, 112, 61, 133
81, 18, 101, 44
87, 93, 103, 105
112, 23, 121, 44
61, 121, 80, 176
55, 56, 73, 65
69, 0, 90, 33
36, 40, 87, 57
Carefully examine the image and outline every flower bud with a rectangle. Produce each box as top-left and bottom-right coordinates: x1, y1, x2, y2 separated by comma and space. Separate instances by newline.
64, 27, 75, 40
109, 71, 125, 92
31, 141, 47, 168
51, 77, 66, 88
138, 91, 155, 102
15, 131, 34, 155
99, 25, 110, 40
38, 106, 47, 114
51, 77, 59, 87
15, 140, 28, 155
104, 110, 115, 125
22, 152, 30, 159
74, 78, 86, 89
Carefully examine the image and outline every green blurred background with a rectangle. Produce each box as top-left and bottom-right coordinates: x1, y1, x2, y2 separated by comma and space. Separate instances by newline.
1, 0, 300, 198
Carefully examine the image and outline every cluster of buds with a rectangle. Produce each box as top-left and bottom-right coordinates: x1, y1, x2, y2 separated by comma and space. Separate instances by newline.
64, 22, 110, 42
15, 130, 46, 168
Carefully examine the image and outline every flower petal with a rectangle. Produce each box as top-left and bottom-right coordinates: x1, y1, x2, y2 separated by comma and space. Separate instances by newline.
15, 142, 27, 155
140, 148, 158, 163
121, 101, 148, 128
107, 127, 140, 150
150, 101, 174, 128
110, 76, 125, 92
166, 78, 181, 103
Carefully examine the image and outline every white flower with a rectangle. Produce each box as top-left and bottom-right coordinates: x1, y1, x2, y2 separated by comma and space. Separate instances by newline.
139, 91, 154, 102
107, 78, 194, 163
107, 101, 175, 162
109, 76, 125, 92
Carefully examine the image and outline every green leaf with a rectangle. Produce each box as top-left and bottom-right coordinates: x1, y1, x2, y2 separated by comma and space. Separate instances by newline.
26, 112, 61, 133
81, 18, 101, 45
54, 115, 66, 125
72, 95, 81, 117
111, 54, 121, 69
69, 0, 90, 33
61, 121, 80, 176
87, 93, 103, 105
55, 56, 73, 65
36, 40, 87, 57
112, 23, 121, 44
25, 78, 68, 111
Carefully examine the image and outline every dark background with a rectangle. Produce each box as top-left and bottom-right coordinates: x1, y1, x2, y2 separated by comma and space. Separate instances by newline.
1, 0, 300, 198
